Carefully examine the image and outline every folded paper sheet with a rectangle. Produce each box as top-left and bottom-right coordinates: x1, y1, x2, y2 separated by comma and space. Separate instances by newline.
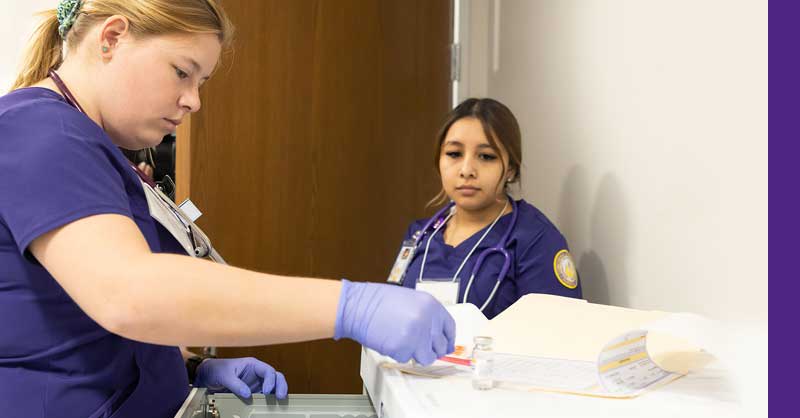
385, 295, 710, 398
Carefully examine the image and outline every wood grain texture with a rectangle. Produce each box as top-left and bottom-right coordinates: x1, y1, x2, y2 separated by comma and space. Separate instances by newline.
175, 115, 192, 204
178, 0, 450, 393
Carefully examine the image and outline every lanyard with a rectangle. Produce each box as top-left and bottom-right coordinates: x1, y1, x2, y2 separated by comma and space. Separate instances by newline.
47, 69, 225, 264
48, 69, 157, 186
418, 198, 509, 283
48, 69, 86, 114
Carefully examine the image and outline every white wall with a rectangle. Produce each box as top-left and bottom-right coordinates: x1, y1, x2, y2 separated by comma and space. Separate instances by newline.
463, 0, 767, 322
4, 1, 768, 323
0, 1, 55, 92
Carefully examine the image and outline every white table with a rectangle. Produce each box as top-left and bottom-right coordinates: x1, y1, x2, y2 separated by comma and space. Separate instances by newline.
360, 346, 761, 418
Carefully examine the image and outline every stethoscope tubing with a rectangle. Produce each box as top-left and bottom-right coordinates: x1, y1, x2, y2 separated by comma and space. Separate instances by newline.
416, 196, 519, 311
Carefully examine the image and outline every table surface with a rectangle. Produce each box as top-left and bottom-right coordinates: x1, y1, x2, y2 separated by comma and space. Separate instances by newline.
360, 347, 758, 418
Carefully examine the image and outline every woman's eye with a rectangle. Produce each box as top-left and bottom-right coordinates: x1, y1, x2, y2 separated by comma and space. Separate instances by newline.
175, 67, 189, 80
479, 153, 498, 161
445, 151, 462, 158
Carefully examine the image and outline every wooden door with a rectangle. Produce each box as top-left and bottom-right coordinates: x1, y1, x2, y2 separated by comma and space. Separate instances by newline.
176, 0, 451, 393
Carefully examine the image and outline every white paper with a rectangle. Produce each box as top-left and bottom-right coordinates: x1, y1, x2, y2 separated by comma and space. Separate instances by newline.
596, 330, 679, 395
445, 303, 488, 348
391, 298, 690, 398
491, 353, 598, 391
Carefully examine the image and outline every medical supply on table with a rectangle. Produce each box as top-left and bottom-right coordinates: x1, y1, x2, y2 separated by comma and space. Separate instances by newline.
471, 336, 494, 390
382, 295, 711, 398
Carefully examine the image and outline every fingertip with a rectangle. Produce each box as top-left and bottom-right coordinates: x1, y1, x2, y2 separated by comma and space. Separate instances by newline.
385, 339, 415, 364
232, 382, 252, 399
261, 376, 276, 395
276, 372, 289, 399
414, 349, 436, 366
393, 348, 414, 364
419, 357, 435, 366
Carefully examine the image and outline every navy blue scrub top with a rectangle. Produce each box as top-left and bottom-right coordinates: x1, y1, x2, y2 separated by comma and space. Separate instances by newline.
0, 88, 190, 418
399, 199, 582, 319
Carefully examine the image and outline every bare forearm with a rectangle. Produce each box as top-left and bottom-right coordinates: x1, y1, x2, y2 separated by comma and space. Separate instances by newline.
110, 253, 342, 347
31, 214, 343, 348
31, 214, 454, 367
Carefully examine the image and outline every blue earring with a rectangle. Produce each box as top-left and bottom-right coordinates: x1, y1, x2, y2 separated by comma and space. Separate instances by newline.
102, 46, 109, 53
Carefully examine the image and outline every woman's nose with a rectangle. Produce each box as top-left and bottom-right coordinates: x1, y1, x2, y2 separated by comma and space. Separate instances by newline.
459, 157, 477, 178
178, 87, 202, 113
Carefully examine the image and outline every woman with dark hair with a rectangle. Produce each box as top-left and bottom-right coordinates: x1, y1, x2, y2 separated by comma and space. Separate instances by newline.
387, 98, 581, 319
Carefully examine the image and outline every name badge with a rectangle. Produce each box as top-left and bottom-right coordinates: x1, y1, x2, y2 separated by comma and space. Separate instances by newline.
387, 240, 417, 285
416, 279, 459, 306
178, 198, 203, 222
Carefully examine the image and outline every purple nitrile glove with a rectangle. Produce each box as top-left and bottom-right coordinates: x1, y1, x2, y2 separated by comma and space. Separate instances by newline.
194, 357, 288, 399
334, 279, 456, 365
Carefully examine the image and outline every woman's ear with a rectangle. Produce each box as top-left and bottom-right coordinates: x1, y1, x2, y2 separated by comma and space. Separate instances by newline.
506, 168, 517, 183
98, 15, 131, 58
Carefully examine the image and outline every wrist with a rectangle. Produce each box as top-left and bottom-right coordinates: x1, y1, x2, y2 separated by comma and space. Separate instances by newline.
334, 279, 380, 343
334, 279, 352, 340
186, 354, 215, 385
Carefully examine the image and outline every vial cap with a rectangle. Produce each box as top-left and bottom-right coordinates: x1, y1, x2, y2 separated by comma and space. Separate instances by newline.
473, 336, 493, 346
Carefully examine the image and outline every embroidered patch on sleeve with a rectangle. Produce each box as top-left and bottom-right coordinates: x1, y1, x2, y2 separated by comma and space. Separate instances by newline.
553, 249, 579, 289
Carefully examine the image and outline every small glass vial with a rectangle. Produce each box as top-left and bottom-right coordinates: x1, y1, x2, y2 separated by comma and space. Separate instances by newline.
471, 336, 494, 390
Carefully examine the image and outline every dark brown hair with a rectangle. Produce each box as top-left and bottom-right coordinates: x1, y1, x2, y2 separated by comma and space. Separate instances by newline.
429, 98, 522, 207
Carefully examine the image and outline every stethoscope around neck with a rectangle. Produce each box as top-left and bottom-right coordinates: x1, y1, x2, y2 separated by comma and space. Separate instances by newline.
415, 195, 519, 312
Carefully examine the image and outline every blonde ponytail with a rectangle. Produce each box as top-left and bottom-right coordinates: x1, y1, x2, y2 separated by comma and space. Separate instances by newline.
9, 0, 234, 92
10, 10, 63, 91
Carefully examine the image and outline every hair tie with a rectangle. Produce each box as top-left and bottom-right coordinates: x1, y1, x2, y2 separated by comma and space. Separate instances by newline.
57, 0, 82, 39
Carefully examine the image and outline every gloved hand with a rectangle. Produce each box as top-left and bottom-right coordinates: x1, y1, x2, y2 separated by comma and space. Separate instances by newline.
334, 279, 456, 365
194, 357, 288, 399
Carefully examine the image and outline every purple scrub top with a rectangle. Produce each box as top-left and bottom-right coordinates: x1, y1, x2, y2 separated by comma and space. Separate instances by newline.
0, 88, 189, 418
399, 199, 582, 319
